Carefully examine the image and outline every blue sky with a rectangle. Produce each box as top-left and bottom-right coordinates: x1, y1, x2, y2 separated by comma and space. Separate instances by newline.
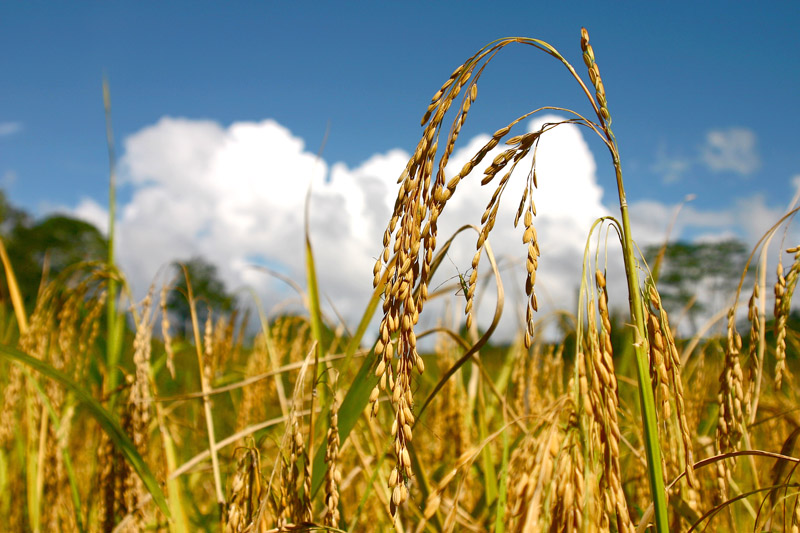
1, 2, 799, 334
2, 3, 798, 211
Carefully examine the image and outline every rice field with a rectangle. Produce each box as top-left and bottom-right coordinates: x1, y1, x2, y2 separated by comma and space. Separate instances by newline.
1, 28, 799, 533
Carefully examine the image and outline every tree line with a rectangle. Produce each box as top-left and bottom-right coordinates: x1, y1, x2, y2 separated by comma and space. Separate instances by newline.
0, 190, 235, 335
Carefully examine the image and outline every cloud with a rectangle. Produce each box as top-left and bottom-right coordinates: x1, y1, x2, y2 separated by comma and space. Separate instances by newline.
62, 115, 619, 341
651, 143, 691, 184
700, 127, 760, 175
71, 197, 109, 235
0, 122, 22, 137
64, 115, 798, 343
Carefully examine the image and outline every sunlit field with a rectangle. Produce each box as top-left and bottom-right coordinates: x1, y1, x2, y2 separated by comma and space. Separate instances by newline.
2, 29, 800, 533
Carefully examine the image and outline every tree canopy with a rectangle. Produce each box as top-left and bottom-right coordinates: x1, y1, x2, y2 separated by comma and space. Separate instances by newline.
167, 256, 236, 336
0, 191, 107, 309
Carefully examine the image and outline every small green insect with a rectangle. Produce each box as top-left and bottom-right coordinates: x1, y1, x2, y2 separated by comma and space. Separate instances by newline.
433, 253, 472, 303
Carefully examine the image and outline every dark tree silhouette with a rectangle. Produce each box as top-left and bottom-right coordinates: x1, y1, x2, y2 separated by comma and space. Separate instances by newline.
0, 191, 107, 308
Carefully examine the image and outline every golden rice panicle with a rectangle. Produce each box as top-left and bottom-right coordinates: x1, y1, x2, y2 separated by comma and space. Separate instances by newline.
647, 284, 698, 487
41, 275, 108, 530
97, 429, 119, 532
284, 409, 306, 525
8, 286, 56, 449
224, 445, 263, 533
645, 292, 671, 421
323, 374, 341, 528
212, 310, 238, 372
0, 352, 24, 447
118, 387, 143, 532
371, 33, 617, 523
576, 350, 592, 421
504, 433, 536, 531
78, 287, 106, 367
745, 281, 760, 406
551, 406, 584, 533
131, 288, 155, 454
715, 307, 744, 496
301, 431, 312, 521
433, 333, 469, 463
236, 332, 273, 432
594, 270, 633, 533
121, 287, 157, 530
774, 245, 800, 389
580, 27, 612, 125
160, 282, 176, 378
774, 254, 786, 388
203, 310, 215, 383
522, 207, 540, 348
370, 154, 425, 521
475, 124, 541, 342
369, 39, 509, 439
506, 421, 562, 532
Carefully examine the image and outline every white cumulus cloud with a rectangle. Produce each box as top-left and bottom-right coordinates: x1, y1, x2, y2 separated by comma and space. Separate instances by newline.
67, 115, 622, 341
65, 115, 799, 342
701, 127, 760, 175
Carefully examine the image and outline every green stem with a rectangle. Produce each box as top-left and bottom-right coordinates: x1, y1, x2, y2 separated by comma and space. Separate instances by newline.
103, 76, 121, 400
614, 160, 669, 531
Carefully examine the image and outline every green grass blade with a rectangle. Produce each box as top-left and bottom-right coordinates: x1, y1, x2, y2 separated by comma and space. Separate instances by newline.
494, 422, 510, 533
476, 384, 497, 505
304, 189, 325, 364
0, 343, 171, 518
304, 185, 327, 486
160, 420, 189, 533
348, 439, 388, 532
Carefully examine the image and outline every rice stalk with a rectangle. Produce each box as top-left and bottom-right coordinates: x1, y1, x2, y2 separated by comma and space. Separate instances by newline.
102, 77, 124, 404
181, 263, 225, 512
369, 27, 669, 527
